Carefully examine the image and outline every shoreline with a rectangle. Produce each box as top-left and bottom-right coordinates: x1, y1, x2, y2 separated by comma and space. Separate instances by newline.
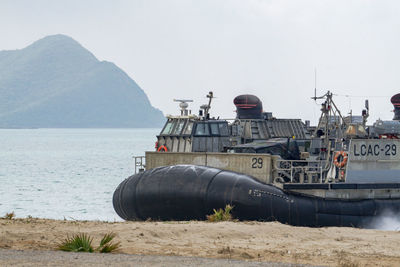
1, 218, 400, 266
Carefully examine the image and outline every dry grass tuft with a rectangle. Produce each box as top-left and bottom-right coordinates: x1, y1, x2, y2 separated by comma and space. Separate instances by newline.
4, 212, 15, 220
207, 205, 234, 222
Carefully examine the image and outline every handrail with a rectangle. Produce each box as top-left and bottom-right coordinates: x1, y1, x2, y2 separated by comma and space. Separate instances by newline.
133, 156, 146, 174
273, 159, 331, 183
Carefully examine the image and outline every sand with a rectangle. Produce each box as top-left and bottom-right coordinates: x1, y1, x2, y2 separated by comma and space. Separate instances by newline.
0, 249, 301, 267
0, 218, 399, 266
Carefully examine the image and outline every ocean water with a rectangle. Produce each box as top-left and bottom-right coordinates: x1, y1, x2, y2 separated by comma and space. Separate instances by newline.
0, 128, 159, 221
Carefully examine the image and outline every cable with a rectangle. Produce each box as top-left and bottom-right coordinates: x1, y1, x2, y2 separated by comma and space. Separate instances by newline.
333, 94, 389, 98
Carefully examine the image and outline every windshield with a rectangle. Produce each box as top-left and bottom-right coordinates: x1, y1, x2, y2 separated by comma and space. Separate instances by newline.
210, 123, 219, 135
218, 123, 229, 136
184, 121, 194, 135
161, 121, 174, 135
195, 123, 210, 136
173, 120, 185, 135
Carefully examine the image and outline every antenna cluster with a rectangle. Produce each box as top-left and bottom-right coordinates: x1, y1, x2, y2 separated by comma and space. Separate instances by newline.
174, 99, 193, 116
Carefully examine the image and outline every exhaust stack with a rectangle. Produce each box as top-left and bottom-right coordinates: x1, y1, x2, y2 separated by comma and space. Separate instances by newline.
391, 93, 400, 120
233, 94, 263, 119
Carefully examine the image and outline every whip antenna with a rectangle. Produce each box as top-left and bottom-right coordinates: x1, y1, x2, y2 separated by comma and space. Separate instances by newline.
312, 68, 317, 101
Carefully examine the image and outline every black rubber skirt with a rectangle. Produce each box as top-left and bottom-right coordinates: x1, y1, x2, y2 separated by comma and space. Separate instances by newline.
113, 165, 400, 227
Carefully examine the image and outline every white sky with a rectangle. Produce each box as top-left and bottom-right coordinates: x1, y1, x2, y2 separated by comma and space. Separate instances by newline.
1, 0, 400, 124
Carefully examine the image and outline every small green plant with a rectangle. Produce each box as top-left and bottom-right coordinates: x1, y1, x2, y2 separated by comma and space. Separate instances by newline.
58, 233, 94, 252
4, 212, 15, 220
57, 232, 120, 253
207, 204, 234, 222
96, 232, 121, 253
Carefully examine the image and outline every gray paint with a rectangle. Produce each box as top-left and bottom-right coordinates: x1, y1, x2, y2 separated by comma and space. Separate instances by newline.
346, 139, 400, 183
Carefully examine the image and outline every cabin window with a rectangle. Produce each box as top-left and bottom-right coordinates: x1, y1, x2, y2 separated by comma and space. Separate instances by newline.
161, 121, 174, 135
210, 123, 219, 135
195, 123, 210, 136
173, 120, 185, 135
218, 123, 229, 136
183, 121, 194, 135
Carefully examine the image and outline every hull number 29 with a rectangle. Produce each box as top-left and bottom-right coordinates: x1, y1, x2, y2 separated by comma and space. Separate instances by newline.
251, 157, 263, 168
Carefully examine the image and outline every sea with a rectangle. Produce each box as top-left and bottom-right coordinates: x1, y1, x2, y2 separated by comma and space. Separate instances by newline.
0, 128, 159, 222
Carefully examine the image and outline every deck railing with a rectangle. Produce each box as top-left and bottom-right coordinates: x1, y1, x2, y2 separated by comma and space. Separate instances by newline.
273, 159, 330, 183
133, 156, 146, 174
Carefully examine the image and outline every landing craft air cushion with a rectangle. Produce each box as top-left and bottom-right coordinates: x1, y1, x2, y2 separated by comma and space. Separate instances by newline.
113, 91, 400, 227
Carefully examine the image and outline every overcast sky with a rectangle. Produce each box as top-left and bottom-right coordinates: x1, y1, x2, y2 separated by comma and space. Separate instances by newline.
1, 0, 400, 124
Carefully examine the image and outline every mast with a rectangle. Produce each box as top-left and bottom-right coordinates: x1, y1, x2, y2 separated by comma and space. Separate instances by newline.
312, 91, 346, 142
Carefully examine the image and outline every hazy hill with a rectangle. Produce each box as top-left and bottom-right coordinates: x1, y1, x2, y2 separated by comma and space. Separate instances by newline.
0, 34, 165, 128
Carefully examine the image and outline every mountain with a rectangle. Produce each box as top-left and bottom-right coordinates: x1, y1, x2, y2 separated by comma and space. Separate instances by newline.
0, 34, 165, 128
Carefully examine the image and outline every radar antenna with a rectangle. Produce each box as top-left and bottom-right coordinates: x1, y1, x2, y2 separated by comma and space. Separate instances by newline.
174, 99, 193, 116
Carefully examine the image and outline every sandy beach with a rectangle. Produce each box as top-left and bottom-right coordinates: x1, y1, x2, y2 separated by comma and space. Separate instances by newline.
0, 218, 400, 266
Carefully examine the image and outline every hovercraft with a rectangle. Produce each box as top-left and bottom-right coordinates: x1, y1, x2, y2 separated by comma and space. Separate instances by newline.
113, 91, 400, 227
